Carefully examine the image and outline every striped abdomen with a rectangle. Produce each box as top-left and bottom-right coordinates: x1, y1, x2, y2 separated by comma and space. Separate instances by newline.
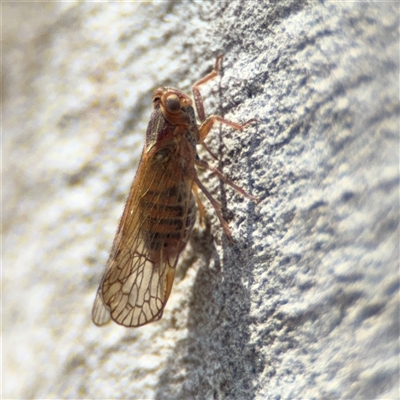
140, 179, 196, 256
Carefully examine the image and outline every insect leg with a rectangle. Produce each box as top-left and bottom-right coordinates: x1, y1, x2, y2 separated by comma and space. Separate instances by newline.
194, 175, 233, 241
198, 115, 256, 143
196, 158, 259, 203
192, 182, 207, 225
200, 141, 219, 161
192, 54, 223, 123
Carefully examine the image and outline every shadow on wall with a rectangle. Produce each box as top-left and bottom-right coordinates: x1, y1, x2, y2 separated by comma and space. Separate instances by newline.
154, 211, 263, 399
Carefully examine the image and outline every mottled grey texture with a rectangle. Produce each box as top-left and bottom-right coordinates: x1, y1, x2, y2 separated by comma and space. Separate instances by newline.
3, 1, 399, 399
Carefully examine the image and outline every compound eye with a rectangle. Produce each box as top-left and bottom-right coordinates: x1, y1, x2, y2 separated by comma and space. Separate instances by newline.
165, 94, 180, 113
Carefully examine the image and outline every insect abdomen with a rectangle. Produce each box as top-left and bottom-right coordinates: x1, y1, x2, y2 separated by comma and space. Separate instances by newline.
140, 182, 196, 253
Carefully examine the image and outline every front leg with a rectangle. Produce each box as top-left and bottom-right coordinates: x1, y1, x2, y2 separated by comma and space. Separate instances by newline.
191, 55, 256, 142
192, 54, 223, 123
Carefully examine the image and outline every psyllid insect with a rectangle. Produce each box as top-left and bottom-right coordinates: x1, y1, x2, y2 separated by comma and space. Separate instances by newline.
92, 55, 258, 327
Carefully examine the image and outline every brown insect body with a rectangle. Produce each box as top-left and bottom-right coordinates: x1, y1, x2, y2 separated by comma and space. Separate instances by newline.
139, 87, 199, 257
92, 57, 256, 327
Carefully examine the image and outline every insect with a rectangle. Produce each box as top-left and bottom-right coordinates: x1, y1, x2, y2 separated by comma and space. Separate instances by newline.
92, 55, 258, 327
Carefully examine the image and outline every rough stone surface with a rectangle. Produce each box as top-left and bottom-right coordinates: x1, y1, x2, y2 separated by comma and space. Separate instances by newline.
3, 1, 399, 399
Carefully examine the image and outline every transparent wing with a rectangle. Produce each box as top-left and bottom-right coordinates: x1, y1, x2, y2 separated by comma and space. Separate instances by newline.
92, 289, 111, 326
92, 157, 187, 328
97, 238, 176, 328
